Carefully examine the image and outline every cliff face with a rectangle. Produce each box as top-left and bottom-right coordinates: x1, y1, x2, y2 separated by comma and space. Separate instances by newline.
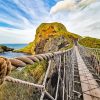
34, 36, 69, 54
19, 22, 80, 54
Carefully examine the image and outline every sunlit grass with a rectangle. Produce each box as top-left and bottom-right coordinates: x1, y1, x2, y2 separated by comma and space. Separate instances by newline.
0, 60, 47, 100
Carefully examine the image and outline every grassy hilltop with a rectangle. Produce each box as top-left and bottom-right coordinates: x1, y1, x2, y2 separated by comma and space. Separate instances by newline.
79, 37, 100, 48
17, 22, 81, 54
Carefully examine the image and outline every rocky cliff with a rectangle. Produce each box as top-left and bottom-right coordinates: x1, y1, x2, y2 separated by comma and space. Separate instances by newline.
18, 22, 81, 54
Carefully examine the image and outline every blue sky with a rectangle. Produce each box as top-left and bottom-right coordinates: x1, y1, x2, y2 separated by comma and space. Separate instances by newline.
0, 0, 100, 43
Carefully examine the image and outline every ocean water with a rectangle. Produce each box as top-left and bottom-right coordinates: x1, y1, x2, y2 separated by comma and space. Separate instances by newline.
0, 44, 30, 58
1, 44, 27, 49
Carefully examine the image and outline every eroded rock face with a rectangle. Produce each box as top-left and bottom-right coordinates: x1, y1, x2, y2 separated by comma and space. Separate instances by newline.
44, 36, 69, 53
34, 39, 47, 54
34, 36, 69, 54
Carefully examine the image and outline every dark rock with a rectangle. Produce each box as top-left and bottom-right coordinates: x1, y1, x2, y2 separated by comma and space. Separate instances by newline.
43, 36, 69, 53
34, 39, 47, 54
0, 45, 14, 53
0, 47, 3, 53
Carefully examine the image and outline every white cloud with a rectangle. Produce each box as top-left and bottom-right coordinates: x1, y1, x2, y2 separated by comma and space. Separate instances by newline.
49, 0, 100, 38
0, 27, 36, 43
0, 0, 99, 44
50, 0, 76, 14
50, 0, 96, 14
79, 0, 95, 6
0, 0, 49, 43
65, 1, 100, 37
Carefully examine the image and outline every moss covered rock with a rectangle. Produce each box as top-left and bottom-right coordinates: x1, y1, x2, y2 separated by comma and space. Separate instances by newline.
18, 22, 81, 54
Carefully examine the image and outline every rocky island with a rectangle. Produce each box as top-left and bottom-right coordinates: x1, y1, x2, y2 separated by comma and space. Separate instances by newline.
17, 22, 81, 54
0, 45, 14, 53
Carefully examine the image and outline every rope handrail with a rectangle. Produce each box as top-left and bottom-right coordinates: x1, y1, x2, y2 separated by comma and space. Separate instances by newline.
7, 47, 73, 68
40, 60, 52, 100
5, 76, 44, 89
0, 47, 74, 100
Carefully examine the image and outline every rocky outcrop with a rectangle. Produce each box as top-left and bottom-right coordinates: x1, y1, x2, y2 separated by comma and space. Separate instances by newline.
43, 36, 69, 53
0, 45, 14, 53
18, 22, 81, 54
34, 36, 69, 54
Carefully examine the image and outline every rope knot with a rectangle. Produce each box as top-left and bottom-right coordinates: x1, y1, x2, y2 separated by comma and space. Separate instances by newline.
0, 57, 11, 85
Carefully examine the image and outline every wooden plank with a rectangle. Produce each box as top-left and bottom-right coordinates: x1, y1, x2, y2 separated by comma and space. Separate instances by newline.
83, 94, 92, 100
85, 88, 100, 98
81, 82, 91, 92
80, 75, 88, 81
88, 80, 98, 86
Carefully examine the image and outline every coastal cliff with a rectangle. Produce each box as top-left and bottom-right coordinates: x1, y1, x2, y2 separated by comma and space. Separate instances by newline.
18, 22, 81, 54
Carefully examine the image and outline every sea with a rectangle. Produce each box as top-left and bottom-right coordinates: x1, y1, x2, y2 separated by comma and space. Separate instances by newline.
0, 44, 30, 58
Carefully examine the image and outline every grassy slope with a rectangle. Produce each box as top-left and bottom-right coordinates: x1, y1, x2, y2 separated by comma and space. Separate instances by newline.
17, 22, 81, 54
0, 60, 47, 100
79, 37, 100, 48
16, 41, 35, 54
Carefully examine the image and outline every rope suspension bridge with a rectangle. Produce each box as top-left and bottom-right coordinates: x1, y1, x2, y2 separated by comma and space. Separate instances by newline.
0, 43, 100, 100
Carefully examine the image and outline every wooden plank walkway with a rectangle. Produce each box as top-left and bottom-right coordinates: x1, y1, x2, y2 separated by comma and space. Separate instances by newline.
75, 46, 100, 100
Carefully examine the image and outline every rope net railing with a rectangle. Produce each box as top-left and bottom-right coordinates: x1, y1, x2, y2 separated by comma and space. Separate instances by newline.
0, 47, 78, 100
77, 43, 100, 77
77, 43, 100, 99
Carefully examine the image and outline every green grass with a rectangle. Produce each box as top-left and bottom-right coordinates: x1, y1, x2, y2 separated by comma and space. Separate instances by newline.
0, 60, 47, 100
79, 37, 100, 48
14, 42, 35, 54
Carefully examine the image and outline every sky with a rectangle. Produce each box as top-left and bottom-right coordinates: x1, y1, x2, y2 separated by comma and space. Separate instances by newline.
0, 0, 100, 43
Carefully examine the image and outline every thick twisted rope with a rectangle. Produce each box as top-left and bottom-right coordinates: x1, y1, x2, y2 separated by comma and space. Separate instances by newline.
2, 48, 71, 69
0, 57, 11, 85
0, 48, 73, 84
5, 76, 44, 89
9, 53, 53, 68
